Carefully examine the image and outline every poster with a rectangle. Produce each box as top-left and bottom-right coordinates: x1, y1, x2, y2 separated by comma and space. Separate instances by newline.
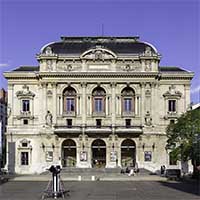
46, 151, 53, 162
80, 151, 87, 161
144, 151, 152, 162
110, 151, 117, 162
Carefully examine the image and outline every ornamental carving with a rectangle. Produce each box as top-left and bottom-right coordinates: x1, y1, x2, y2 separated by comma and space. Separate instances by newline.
144, 46, 152, 56
163, 85, 182, 99
45, 46, 53, 55
16, 85, 35, 99
46, 60, 53, 71
81, 47, 117, 60
145, 60, 151, 71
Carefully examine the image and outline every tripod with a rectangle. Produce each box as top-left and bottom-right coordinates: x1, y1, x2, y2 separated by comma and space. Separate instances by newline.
41, 165, 68, 199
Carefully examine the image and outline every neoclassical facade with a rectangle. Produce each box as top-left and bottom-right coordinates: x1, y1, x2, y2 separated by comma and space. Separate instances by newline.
4, 36, 193, 174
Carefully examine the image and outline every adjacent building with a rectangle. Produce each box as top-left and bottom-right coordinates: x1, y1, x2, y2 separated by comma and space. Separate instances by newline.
0, 88, 7, 168
4, 36, 194, 174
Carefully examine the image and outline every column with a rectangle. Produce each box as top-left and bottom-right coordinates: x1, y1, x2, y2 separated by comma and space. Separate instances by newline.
140, 82, 145, 124
81, 82, 87, 126
52, 83, 57, 124
135, 96, 138, 116
43, 83, 47, 124
111, 82, 116, 127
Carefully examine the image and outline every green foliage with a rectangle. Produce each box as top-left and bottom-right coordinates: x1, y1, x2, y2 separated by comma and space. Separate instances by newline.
166, 109, 200, 162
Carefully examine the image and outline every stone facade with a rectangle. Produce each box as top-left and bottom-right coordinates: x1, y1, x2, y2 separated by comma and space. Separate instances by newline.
4, 36, 193, 174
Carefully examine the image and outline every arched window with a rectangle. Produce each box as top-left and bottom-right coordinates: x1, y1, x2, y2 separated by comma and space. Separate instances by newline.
121, 87, 135, 116
63, 87, 77, 115
92, 87, 106, 115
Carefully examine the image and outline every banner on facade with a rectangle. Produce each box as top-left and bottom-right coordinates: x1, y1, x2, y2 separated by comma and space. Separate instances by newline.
110, 151, 117, 162
144, 151, 152, 162
80, 151, 87, 162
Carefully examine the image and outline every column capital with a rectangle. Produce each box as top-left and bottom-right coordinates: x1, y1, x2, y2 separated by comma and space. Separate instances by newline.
81, 82, 87, 88
110, 82, 117, 88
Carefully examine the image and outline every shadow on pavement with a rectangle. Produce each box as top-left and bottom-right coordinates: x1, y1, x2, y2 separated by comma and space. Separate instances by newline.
159, 179, 200, 196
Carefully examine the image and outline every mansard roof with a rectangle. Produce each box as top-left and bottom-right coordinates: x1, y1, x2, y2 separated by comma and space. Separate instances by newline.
13, 66, 39, 72
40, 36, 158, 55
159, 66, 189, 72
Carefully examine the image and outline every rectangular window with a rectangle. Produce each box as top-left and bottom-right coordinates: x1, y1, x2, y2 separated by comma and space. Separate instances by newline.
21, 152, 29, 165
96, 119, 102, 128
124, 98, 132, 112
23, 119, 28, 125
22, 100, 30, 112
67, 119, 72, 128
66, 98, 75, 112
125, 119, 131, 128
94, 98, 103, 112
22, 142, 28, 147
168, 100, 176, 112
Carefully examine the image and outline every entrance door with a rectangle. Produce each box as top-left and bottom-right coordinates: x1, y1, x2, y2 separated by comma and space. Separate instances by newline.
62, 139, 76, 167
92, 139, 106, 168
121, 139, 136, 167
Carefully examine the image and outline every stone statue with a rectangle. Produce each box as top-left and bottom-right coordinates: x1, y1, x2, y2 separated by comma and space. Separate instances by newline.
145, 111, 152, 126
45, 110, 52, 126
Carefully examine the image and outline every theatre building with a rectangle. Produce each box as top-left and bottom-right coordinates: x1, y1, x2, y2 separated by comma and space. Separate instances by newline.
4, 36, 193, 174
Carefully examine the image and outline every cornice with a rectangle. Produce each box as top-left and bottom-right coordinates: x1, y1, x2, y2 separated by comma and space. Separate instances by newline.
3, 71, 194, 80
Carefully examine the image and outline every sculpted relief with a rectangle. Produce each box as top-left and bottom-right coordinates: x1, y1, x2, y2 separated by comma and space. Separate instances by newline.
81, 47, 117, 60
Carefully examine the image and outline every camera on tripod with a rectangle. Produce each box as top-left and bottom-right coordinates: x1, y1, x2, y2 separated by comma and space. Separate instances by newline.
42, 165, 66, 199
48, 165, 61, 175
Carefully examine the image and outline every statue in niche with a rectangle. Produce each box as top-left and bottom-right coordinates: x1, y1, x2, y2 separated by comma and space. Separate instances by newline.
45, 110, 53, 126
145, 111, 152, 126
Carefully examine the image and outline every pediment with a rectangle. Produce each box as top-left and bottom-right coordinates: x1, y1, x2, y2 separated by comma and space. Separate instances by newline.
16, 85, 35, 99
80, 47, 117, 60
163, 85, 182, 99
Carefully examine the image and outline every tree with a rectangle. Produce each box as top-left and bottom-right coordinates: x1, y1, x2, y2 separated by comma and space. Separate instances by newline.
166, 108, 200, 176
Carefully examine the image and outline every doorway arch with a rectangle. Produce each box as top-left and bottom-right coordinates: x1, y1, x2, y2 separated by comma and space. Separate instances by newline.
121, 139, 136, 167
61, 139, 76, 167
91, 139, 106, 168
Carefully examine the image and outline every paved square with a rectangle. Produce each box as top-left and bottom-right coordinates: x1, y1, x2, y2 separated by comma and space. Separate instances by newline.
0, 181, 199, 200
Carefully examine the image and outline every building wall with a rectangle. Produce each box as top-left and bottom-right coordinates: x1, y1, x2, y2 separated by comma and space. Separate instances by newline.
4, 37, 193, 174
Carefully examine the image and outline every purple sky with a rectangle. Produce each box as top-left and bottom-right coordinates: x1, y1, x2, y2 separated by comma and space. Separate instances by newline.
0, 0, 199, 103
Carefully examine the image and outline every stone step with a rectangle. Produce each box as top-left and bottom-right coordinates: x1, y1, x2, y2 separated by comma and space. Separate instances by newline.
61, 167, 121, 174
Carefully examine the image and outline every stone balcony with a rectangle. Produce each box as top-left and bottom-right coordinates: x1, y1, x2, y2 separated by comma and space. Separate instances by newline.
54, 124, 143, 137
